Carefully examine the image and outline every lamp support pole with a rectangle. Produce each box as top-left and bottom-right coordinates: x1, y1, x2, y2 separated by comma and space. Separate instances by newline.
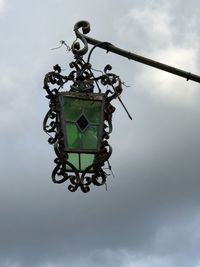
84, 35, 200, 84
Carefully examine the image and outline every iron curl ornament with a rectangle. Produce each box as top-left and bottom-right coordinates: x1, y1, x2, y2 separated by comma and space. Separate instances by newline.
43, 20, 130, 193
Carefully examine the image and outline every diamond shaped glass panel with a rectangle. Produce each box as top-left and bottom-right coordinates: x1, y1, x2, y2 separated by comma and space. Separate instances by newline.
76, 114, 89, 132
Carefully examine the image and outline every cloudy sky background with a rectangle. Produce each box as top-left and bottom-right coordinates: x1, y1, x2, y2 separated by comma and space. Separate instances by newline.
0, 0, 200, 266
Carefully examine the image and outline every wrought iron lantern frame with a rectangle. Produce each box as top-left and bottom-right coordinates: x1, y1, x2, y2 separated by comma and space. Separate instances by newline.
43, 21, 125, 192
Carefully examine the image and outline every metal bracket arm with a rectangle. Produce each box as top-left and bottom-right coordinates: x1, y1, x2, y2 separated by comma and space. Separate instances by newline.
83, 36, 200, 84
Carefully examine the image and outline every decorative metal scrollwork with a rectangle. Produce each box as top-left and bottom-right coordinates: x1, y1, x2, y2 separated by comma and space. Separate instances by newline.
43, 21, 127, 192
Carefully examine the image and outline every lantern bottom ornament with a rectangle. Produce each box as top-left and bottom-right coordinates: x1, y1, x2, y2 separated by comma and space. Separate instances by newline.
43, 21, 125, 192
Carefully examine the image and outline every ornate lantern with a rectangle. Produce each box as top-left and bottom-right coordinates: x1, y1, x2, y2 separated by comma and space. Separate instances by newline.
43, 21, 126, 192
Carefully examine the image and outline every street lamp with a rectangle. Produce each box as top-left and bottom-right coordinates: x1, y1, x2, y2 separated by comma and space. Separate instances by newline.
43, 22, 125, 192
43, 20, 200, 193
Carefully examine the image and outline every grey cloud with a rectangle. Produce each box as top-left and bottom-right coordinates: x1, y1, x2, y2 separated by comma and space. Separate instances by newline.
0, 0, 200, 267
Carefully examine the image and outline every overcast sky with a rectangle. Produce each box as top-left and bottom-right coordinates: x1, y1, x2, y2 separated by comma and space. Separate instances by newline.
0, 0, 200, 267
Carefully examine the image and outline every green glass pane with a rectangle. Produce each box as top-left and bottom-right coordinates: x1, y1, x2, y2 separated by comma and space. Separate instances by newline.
82, 126, 99, 149
83, 100, 102, 123
66, 123, 81, 149
80, 153, 95, 171
63, 97, 82, 121
66, 153, 79, 170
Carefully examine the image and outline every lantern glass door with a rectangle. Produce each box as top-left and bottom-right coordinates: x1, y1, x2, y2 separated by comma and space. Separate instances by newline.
59, 92, 105, 172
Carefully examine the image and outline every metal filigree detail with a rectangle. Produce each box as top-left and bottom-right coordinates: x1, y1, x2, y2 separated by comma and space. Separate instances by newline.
72, 20, 90, 56
43, 21, 124, 192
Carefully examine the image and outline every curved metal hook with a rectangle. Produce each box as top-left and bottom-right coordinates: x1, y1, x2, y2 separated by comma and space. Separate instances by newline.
72, 20, 91, 56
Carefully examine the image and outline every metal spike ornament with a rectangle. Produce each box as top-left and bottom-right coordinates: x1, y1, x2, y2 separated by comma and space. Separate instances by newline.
43, 21, 125, 193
